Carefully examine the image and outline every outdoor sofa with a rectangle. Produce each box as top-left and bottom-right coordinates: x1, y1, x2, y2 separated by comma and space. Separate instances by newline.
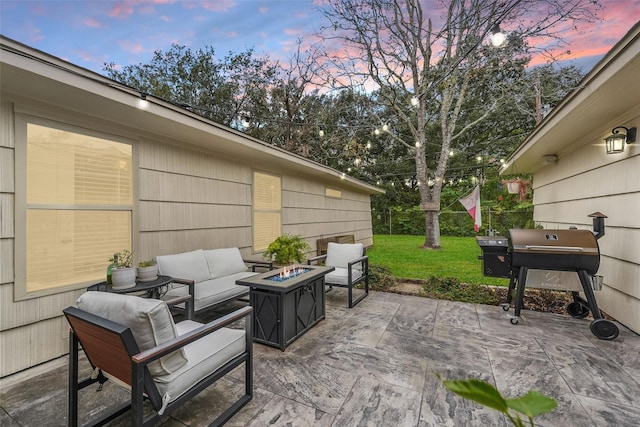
156, 248, 272, 318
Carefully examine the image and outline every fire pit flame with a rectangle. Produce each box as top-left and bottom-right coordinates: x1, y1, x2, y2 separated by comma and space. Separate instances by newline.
267, 266, 311, 282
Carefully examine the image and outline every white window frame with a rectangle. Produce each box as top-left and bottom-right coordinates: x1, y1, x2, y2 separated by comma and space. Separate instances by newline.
14, 114, 135, 300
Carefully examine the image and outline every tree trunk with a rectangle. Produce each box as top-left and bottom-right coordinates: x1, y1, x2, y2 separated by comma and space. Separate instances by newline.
423, 209, 441, 249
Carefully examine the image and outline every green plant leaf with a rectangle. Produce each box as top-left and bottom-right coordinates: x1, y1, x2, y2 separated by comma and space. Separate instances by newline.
441, 378, 508, 413
506, 390, 557, 418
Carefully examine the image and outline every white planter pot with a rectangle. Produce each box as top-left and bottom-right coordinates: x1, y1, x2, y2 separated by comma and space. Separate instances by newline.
137, 264, 159, 282
506, 182, 521, 194
111, 267, 136, 289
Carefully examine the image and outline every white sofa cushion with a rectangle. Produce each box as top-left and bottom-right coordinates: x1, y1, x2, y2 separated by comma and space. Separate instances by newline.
325, 267, 364, 286
164, 272, 255, 311
76, 292, 187, 377
154, 320, 246, 402
325, 242, 364, 269
204, 248, 248, 278
156, 249, 210, 283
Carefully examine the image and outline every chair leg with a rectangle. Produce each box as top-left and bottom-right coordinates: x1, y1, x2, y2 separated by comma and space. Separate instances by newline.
69, 331, 79, 427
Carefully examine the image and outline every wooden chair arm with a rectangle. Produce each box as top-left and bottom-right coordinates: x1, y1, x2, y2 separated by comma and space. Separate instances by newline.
164, 295, 191, 307
170, 277, 195, 286
132, 306, 253, 364
307, 254, 327, 265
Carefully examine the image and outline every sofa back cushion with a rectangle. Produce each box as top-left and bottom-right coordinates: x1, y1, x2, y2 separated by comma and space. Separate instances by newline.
156, 249, 210, 283
204, 248, 248, 279
76, 291, 188, 376
325, 242, 364, 269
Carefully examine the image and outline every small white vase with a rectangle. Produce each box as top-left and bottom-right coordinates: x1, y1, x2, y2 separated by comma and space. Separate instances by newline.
137, 264, 159, 282
111, 267, 137, 289
506, 182, 521, 194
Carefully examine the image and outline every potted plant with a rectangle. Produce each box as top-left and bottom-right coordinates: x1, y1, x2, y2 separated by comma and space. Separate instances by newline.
108, 250, 136, 289
137, 259, 158, 282
502, 177, 531, 200
264, 234, 311, 265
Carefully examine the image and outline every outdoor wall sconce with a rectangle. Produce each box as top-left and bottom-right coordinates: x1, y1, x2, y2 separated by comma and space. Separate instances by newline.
605, 126, 637, 154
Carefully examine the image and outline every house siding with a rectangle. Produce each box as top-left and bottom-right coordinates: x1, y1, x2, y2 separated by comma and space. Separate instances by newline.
0, 84, 378, 378
530, 117, 640, 334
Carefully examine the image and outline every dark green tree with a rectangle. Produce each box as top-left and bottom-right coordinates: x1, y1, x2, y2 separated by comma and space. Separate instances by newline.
104, 44, 278, 128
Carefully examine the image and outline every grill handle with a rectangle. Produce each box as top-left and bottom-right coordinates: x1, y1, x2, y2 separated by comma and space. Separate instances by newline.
524, 245, 584, 252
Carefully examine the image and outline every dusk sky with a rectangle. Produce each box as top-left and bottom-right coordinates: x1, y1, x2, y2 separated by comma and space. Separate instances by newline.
1, 0, 639, 76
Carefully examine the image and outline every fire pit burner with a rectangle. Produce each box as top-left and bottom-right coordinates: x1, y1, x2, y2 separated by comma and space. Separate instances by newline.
266, 266, 311, 282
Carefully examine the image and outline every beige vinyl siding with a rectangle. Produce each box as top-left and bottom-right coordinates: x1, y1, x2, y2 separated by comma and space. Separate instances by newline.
137, 140, 253, 259
530, 118, 640, 333
281, 177, 374, 253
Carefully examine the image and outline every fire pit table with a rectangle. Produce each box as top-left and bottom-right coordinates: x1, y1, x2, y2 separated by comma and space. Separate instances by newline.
236, 264, 334, 351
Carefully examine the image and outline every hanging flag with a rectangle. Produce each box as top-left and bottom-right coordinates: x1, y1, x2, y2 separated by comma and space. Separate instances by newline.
459, 185, 482, 232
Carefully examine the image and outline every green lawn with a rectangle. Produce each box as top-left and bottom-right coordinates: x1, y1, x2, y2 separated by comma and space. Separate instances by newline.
367, 235, 510, 286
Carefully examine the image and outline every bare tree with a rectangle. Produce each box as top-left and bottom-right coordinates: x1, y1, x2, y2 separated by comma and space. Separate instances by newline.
319, 0, 601, 248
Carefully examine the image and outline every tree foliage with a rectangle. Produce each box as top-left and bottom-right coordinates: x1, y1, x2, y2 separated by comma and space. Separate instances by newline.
318, 0, 601, 248
104, 44, 278, 127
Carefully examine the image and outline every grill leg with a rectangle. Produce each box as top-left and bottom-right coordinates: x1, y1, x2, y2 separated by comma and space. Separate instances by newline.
577, 270, 601, 319
502, 268, 518, 311
510, 267, 527, 324
577, 270, 619, 340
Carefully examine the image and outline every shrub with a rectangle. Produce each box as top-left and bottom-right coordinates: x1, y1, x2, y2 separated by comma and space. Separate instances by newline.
422, 276, 500, 305
367, 264, 398, 291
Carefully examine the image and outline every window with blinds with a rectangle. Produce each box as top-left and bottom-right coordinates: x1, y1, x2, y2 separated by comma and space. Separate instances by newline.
325, 187, 342, 199
253, 171, 281, 251
21, 122, 132, 295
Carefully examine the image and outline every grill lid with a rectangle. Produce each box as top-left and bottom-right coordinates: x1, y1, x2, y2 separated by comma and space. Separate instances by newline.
510, 229, 598, 255
509, 229, 600, 274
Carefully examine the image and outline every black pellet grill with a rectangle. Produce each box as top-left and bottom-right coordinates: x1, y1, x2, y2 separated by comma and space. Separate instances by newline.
476, 212, 619, 340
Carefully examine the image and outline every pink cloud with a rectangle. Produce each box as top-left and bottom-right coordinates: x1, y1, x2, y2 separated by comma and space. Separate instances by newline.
83, 17, 103, 28
108, 1, 135, 18
118, 39, 145, 54
227, 31, 238, 38
198, 0, 236, 12
73, 49, 109, 65
284, 28, 302, 36
160, 15, 171, 22
258, 7, 268, 14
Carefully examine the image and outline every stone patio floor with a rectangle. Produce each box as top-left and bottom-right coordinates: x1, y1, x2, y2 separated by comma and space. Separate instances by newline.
1, 288, 640, 426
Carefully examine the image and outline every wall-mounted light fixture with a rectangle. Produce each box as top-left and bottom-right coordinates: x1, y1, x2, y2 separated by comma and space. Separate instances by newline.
604, 126, 637, 154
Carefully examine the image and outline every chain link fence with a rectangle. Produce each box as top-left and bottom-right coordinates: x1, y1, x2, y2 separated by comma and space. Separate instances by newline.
373, 208, 534, 237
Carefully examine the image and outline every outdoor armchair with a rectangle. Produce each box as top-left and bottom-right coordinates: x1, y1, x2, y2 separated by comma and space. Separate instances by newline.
63, 291, 253, 426
307, 242, 369, 307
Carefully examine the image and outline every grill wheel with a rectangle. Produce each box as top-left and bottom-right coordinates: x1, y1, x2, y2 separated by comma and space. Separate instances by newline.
566, 302, 590, 319
590, 318, 619, 340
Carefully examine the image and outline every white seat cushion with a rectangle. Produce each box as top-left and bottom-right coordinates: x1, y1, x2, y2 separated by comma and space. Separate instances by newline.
164, 272, 255, 311
204, 248, 248, 279
325, 242, 364, 268
76, 292, 187, 377
154, 320, 246, 403
156, 249, 210, 283
325, 267, 364, 286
